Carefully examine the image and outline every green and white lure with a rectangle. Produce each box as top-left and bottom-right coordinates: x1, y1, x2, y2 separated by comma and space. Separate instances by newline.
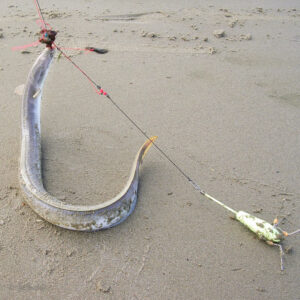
193, 185, 299, 271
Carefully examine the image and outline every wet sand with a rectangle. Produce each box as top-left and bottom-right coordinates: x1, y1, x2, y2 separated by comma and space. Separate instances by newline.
0, 0, 299, 299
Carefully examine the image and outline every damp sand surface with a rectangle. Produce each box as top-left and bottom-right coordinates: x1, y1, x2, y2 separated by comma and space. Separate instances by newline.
0, 0, 300, 299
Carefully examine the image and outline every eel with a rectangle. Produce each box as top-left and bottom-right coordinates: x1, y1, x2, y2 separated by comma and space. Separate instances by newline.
19, 47, 156, 231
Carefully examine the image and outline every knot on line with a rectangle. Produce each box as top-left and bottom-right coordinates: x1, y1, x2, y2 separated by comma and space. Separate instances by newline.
39, 29, 57, 48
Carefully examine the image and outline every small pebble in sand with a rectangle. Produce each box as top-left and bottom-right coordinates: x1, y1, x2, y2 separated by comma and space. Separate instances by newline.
208, 47, 216, 54
194, 45, 203, 50
0, 33, 4, 39
66, 249, 76, 257
141, 31, 159, 38
48, 12, 62, 19
0, 220, 4, 225
203, 37, 208, 42
181, 36, 190, 41
229, 19, 238, 28
21, 50, 31, 54
147, 32, 159, 38
240, 33, 252, 40
213, 29, 225, 38
96, 281, 111, 293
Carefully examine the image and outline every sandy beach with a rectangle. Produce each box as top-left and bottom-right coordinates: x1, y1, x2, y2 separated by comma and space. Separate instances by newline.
0, 0, 299, 299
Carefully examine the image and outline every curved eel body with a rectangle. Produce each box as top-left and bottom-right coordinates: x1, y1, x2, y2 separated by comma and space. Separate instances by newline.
20, 47, 156, 231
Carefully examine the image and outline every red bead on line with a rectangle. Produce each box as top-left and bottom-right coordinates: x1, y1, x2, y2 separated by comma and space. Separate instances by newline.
97, 88, 107, 96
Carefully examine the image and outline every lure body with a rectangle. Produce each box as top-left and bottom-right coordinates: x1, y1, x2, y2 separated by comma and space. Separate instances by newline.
20, 47, 156, 231
236, 211, 283, 243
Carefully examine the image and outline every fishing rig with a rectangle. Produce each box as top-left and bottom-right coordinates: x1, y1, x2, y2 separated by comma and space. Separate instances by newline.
14, 0, 300, 270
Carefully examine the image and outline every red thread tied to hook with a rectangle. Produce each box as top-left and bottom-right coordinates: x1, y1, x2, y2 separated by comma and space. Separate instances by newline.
12, 40, 41, 51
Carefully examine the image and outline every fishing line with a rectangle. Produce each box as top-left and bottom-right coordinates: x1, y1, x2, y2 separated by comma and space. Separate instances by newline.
32, 0, 237, 214
34, 0, 47, 29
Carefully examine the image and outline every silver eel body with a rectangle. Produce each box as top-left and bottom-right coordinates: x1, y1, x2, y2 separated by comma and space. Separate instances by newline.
19, 47, 156, 231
